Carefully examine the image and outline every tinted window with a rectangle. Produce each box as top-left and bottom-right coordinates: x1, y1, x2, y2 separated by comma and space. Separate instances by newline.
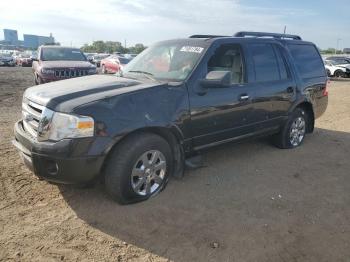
288, 44, 324, 79
250, 44, 280, 82
207, 44, 244, 84
41, 48, 87, 61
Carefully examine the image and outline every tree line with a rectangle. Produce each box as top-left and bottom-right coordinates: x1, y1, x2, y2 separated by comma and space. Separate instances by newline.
81, 41, 146, 54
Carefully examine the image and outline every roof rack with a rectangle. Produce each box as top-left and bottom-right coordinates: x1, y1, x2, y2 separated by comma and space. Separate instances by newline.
189, 35, 229, 39
234, 31, 302, 40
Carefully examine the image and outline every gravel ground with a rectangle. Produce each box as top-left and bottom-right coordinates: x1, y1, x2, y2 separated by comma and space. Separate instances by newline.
0, 67, 349, 262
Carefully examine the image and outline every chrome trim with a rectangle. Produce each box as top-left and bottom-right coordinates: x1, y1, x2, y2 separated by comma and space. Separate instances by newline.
37, 107, 54, 141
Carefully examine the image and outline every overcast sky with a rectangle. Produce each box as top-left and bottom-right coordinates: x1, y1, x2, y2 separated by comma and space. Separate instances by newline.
1, 0, 349, 49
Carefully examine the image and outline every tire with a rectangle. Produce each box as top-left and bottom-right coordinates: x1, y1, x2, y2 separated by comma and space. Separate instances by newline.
101, 65, 106, 74
273, 108, 307, 149
326, 69, 331, 77
334, 70, 344, 78
104, 133, 173, 204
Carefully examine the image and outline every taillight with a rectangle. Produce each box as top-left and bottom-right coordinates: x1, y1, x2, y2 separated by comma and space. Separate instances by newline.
323, 79, 330, 96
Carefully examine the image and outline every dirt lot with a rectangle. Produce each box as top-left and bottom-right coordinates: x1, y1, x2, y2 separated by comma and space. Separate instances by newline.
0, 67, 349, 262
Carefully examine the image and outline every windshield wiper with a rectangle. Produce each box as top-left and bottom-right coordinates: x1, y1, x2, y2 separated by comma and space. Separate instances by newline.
128, 70, 157, 81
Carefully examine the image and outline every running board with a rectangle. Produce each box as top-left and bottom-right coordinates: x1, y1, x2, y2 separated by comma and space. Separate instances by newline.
185, 155, 205, 169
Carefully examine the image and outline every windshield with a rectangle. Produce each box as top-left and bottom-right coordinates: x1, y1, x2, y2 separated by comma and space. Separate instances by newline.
122, 40, 207, 81
41, 48, 87, 61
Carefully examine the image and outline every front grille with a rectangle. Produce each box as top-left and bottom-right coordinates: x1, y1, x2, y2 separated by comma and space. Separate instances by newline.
22, 100, 44, 138
54, 69, 89, 78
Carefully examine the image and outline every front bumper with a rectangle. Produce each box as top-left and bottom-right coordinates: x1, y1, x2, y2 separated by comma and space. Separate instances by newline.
13, 120, 109, 184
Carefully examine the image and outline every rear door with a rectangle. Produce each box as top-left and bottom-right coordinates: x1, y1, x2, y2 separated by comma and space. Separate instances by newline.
245, 42, 297, 130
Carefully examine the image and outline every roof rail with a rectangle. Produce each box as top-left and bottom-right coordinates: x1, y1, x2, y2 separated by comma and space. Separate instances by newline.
189, 35, 228, 39
234, 31, 302, 40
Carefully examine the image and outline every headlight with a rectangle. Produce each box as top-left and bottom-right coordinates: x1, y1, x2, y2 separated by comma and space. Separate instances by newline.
41, 68, 55, 75
38, 109, 94, 141
88, 68, 97, 74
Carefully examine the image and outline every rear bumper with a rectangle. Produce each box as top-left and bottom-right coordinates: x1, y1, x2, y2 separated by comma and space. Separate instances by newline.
13, 120, 108, 184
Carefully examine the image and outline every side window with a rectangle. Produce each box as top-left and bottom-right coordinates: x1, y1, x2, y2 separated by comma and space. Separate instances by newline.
249, 43, 280, 82
207, 44, 244, 84
287, 44, 324, 79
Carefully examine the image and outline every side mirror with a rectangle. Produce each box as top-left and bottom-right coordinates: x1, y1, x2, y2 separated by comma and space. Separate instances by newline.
200, 71, 232, 88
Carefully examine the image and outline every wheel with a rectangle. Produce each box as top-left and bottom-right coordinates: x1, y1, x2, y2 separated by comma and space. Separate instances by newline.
334, 70, 344, 78
104, 133, 173, 204
326, 69, 331, 77
34, 74, 39, 85
34, 74, 43, 85
273, 108, 307, 149
101, 64, 106, 74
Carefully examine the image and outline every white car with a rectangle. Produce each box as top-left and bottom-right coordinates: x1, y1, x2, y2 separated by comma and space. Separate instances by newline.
324, 60, 349, 78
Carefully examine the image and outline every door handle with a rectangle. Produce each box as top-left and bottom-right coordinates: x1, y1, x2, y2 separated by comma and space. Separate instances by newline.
239, 94, 250, 101
286, 86, 294, 93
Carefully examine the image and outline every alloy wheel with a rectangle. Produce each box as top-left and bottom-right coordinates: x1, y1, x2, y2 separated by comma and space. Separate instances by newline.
289, 116, 306, 146
131, 150, 167, 196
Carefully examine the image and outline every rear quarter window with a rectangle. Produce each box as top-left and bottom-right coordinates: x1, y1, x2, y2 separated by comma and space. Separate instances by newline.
287, 44, 325, 79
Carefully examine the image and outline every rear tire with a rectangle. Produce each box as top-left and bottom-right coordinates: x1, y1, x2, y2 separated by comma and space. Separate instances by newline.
101, 65, 106, 74
273, 108, 307, 149
334, 70, 344, 78
104, 133, 173, 204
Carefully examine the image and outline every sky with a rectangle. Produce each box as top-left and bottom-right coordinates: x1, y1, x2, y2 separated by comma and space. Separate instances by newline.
0, 0, 349, 49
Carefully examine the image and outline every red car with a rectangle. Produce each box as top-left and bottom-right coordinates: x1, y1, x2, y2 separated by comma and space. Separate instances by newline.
100, 55, 130, 74
16, 53, 33, 67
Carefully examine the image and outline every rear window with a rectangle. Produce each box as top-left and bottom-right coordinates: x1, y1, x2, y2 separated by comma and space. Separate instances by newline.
288, 44, 324, 79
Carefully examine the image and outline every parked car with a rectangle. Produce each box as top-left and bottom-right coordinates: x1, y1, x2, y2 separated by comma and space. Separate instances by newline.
0, 53, 15, 66
325, 56, 350, 65
13, 32, 328, 204
16, 53, 33, 67
100, 55, 130, 74
123, 53, 138, 60
32, 46, 97, 84
324, 60, 349, 78
91, 54, 110, 67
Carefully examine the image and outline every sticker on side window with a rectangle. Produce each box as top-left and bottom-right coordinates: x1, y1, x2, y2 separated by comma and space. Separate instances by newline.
180, 46, 204, 53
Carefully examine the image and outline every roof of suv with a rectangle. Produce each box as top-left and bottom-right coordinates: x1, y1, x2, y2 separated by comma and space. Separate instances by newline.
188, 31, 314, 46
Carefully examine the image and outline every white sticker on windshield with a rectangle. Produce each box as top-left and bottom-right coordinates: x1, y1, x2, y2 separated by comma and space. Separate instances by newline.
180, 46, 204, 53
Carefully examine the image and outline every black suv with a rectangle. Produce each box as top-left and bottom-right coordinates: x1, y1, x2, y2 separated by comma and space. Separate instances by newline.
13, 32, 328, 204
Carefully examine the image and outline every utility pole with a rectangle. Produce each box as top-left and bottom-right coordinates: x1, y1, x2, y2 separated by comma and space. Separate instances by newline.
283, 26, 287, 35
336, 38, 342, 55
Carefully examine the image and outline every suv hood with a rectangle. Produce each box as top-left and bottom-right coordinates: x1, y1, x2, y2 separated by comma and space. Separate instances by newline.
24, 75, 164, 112
40, 60, 95, 68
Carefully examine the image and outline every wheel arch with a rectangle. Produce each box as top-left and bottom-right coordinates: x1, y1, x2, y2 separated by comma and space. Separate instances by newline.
295, 101, 315, 133
102, 126, 186, 179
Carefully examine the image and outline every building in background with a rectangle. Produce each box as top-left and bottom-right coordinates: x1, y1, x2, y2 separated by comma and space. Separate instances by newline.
1, 29, 55, 50
3, 29, 18, 45
23, 33, 55, 49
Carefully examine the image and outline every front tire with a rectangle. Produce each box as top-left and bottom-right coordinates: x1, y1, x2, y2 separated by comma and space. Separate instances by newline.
273, 108, 307, 149
104, 133, 173, 204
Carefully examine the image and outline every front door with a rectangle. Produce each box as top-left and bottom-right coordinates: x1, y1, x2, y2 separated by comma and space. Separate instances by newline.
188, 42, 255, 149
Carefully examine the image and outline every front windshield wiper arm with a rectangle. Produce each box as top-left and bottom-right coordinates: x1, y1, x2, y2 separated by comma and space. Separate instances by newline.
128, 70, 158, 81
